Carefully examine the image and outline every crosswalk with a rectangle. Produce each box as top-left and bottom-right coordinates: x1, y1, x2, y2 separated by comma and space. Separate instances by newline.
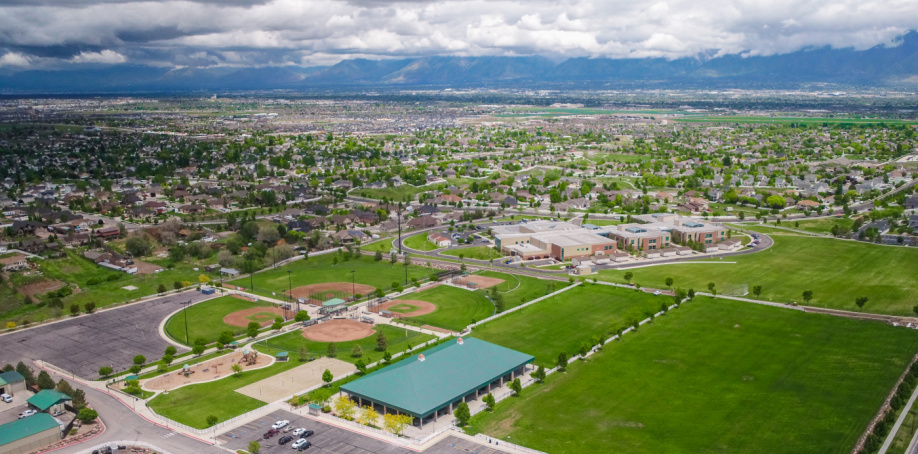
163, 431, 177, 438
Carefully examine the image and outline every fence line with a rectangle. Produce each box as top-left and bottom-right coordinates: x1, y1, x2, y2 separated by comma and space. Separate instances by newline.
147, 401, 278, 435
474, 434, 549, 454
70, 441, 175, 454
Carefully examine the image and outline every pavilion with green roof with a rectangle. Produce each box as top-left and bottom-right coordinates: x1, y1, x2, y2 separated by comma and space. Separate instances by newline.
27, 390, 71, 414
340, 337, 533, 428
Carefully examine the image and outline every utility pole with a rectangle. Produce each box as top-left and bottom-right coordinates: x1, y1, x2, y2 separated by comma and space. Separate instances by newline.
287, 270, 293, 318
182, 300, 191, 345
397, 202, 403, 255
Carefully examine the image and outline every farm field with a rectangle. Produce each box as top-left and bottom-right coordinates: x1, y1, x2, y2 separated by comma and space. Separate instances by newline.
163, 295, 276, 345
470, 298, 918, 454
470, 284, 665, 365
440, 246, 498, 261
474, 270, 570, 310
255, 324, 435, 364
403, 285, 494, 331
228, 251, 432, 298
598, 235, 918, 315
404, 233, 442, 251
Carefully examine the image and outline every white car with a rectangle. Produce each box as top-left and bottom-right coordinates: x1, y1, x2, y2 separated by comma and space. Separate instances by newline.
292, 428, 307, 436
291, 439, 311, 449
653, 291, 662, 296
271, 420, 290, 430
0, 394, 12, 403
18, 409, 37, 419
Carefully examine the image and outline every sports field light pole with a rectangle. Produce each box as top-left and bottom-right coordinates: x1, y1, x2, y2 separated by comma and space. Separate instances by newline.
182, 299, 191, 345
350, 270, 356, 301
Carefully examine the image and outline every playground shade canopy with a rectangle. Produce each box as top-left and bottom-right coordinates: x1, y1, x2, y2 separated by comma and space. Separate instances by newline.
340, 338, 533, 418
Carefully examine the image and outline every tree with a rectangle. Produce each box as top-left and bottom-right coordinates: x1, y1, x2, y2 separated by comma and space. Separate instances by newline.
69, 304, 80, 316
752, 285, 762, 297
913, 305, 918, 318
334, 395, 357, 420
70, 389, 87, 410
383, 350, 392, 363
310, 388, 333, 406
664, 277, 674, 288
192, 344, 206, 356
295, 311, 310, 322
359, 406, 380, 426
707, 282, 716, 295
206, 415, 219, 427
56, 379, 75, 396
299, 346, 309, 361
129, 365, 142, 374
534, 365, 546, 383
855, 296, 869, 311
85, 302, 96, 313
322, 369, 334, 386
247, 321, 260, 338
165, 345, 177, 356
557, 352, 568, 371
231, 364, 243, 377
133, 355, 146, 365
351, 345, 363, 358
218, 331, 234, 345
161, 354, 174, 366
623, 272, 633, 283
374, 250, 383, 261
77, 408, 98, 423
355, 359, 367, 374
688, 288, 695, 299
327, 343, 338, 358
483, 393, 496, 412
98, 366, 113, 377
802, 290, 814, 303
453, 401, 471, 426
248, 440, 261, 454
271, 317, 283, 331
510, 377, 522, 396
16, 362, 35, 386
383, 413, 413, 436
376, 331, 388, 351
37, 370, 56, 390
125, 233, 153, 257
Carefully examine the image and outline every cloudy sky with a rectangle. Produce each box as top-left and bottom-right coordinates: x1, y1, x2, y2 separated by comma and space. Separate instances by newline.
0, 0, 916, 70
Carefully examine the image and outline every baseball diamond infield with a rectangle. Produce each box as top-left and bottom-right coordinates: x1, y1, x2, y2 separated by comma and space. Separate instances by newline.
370, 299, 437, 317
224, 307, 288, 327
302, 319, 376, 342
286, 282, 376, 304
453, 275, 505, 289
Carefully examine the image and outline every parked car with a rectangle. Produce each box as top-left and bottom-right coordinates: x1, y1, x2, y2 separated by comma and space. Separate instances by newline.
263, 429, 279, 439
291, 438, 311, 449
278, 436, 294, 445
293, 429, 314, 438
1, 394, 12, 403
18, 409, 37, 419
652, 291, 662, 296
272, 420, 290, 430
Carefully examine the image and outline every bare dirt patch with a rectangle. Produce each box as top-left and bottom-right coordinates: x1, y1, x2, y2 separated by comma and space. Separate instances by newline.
370, 299, 437, 317
453, 275, 505, 289
18, 279, 66, 298
223, 307, 287, 327
133, 260, 164, 275
143, 350, 273, 391
287, 282, 375, 305
302, 319, 375, 342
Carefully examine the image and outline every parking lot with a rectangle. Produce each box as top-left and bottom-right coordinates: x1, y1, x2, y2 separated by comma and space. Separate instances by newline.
218, 410, 507, 454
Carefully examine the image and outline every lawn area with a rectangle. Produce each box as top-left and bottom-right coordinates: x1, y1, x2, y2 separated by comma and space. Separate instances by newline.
163, 295, 275, 345
726, 223, 807, 236
361, 238, 395, 254
599, 235, 918, 315
228, 251, 432, 298
404, 233, 442, 251
474, 270, 570, 310
404, 285, 494, 331
470, 284, 665, 365
469, 298, 918, 454
440, 246, 499, 261
256, 324, 434, 364
584, 218, 623, 226
792, 217, 855, 234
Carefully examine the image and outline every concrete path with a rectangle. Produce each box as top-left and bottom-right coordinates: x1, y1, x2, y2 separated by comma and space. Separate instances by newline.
880, 382, 918, 454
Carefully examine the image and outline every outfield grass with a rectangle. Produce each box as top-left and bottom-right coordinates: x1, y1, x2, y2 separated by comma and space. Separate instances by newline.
600, 235, 918, 315
474, 270, 570, 310
404, 285, 494, 331
228, 252, 432, 298
163, 295, 274, 345
256, 324, 434, 365
470, 298, 918, 454
470, 284, 666, 365
404, 233, 442, 251
440, 246, 499, 261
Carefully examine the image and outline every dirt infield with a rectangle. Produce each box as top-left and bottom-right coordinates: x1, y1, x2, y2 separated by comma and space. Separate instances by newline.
235, 357, 356, 402
223, 307, 287, 327
143, 350, 273, 391
370, 299, 437, 317
286, 282, 376, 304
302, 319, 375, 342
453, 274, 505, 289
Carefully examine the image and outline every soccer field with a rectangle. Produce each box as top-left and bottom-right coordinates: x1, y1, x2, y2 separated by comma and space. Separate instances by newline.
470, 298, 918, 453
597, 235, 918, 315
470, 284, 666, 365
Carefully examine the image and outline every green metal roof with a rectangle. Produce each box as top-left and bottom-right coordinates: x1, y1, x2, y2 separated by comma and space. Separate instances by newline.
322, 298, 346, 307
341, 338, 533, 418
27, 390, 71, 411
0, 371, 24, 387
0, 413, 58, 446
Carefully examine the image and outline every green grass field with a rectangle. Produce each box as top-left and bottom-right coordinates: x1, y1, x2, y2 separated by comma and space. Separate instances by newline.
229, 252, 432, 298
256, 324, 434, 364
583, 218, 623, 226
470, 298, 918, 453
164, 295, 275, 345
404, 233, 442, 251
361, 238, 395, 253
791, 217, 855, 234
470, 284, 666, 365
440, 246, 499, 261
404, 285, 494, 331
598, 235, 918, 315
474, 270, 570, 310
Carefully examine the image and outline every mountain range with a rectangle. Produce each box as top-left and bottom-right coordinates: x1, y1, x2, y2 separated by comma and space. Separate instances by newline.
3, 31, 918, 93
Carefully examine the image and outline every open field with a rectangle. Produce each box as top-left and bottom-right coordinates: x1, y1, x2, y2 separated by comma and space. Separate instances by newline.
599, 235, 918, 315
404, 233, 442, 251
470, 298, 918, 454
163, 295, 275, 345
791, 217, 856, 234
403, 285, 494, 331
470, 284, 665, 365
675, 116, 918, 125
255, 323, 434, 364
474, 270, 570, 310
361, 238, 395, 253
440, 246, 498, 261
583, 218, 623, 226
228, 252, 432, 299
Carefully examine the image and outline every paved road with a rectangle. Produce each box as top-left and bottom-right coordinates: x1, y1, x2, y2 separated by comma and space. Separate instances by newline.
0, 290, 213, 378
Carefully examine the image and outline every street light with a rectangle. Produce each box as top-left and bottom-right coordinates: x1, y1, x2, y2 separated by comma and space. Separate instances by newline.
287, 270, 293, 318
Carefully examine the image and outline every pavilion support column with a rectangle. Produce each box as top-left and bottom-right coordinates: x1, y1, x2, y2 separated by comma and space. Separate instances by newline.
419, 416, 424, 429
434, 410, 438, 422
383, 405, 387, 415
358, 397, 362, 407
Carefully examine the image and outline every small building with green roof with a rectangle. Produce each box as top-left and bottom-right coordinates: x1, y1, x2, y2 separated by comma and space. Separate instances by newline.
340, 337, 533, 428
0, 371, 25, 397
27, 390, 71, 414
0, 413, 62, 454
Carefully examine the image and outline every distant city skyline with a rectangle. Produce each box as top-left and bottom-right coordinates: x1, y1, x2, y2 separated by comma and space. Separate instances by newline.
0, 0, 917, 70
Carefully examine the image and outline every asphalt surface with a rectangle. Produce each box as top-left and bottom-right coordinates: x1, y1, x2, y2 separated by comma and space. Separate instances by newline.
0, 289, 214, 378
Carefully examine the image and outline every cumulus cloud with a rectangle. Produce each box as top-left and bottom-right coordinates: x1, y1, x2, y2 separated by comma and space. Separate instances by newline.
0, 51, 31, 67
0, 0, 914, 68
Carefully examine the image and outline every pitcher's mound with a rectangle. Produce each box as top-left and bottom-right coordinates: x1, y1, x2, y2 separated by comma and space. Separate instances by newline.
302, 319, 375, 342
